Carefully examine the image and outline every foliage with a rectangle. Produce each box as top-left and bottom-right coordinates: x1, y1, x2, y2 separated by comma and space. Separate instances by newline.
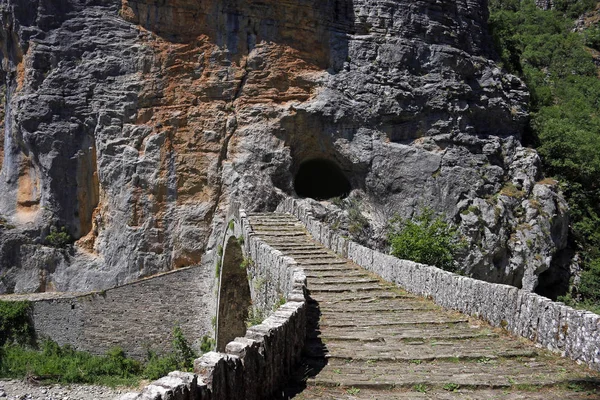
0, 341, 141, 387
584, 25, 600, 50
200, 335, 216, 353
489, 0, 600, 310
0, 216, 15, 230
45, 226, 72, 248
388, 208, 463, 272
0, 301, 34, 347
0, 325, 199, 386
346, 198, 370, 242
240, 257, 253, 270
142, 351, 178, 381
246, 306, 265, 327
171, 325, 197, 371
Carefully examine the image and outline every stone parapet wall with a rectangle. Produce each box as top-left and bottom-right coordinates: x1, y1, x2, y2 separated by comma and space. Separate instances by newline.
121, 209, 308, 399
0, 266, 214, 360
277, 197, 600, 372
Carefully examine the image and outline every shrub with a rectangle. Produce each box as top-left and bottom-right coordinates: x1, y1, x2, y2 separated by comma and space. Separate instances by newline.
0, 301, 34, 347
45, 226, 72, 248
171, 325, 197, 371
143, 351, 177, 381
388, 208, 463, 272
200, 335, 216, 353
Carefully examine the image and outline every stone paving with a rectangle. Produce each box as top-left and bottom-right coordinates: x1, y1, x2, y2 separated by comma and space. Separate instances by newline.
247, 213, 600, 400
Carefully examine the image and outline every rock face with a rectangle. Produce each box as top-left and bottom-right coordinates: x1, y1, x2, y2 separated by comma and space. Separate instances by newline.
0, 0, 569, 294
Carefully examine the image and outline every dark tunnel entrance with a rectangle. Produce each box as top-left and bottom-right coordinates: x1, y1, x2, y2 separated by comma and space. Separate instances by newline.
294, 159, 351, 200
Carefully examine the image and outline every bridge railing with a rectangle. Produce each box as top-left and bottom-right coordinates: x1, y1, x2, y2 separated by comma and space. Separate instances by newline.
277, 197, 600, 372
121, 208, 308, 400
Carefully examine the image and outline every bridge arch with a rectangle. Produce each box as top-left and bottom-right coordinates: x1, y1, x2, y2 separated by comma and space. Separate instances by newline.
215, 235, 252, 352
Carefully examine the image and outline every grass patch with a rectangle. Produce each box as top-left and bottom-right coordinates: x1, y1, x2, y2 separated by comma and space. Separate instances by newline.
0, 325, 198, 386
0, 342, 141, 387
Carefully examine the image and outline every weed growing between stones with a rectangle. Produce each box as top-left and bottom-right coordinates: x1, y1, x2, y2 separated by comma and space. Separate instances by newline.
273, 294, 286, 311
413, 383, 428, 393
346, 387, 360, 395
443, 383, 460, 392
240, 257, 254, 270
246, 306, 266, 327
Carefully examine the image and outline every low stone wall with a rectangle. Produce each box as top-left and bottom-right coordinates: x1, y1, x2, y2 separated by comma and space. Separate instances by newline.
0, 266, 214, 360
277, 197, 600, 372
120, 208, 308, 399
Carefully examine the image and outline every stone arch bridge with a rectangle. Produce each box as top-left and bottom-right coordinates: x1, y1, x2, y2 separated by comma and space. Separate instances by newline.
2, 198, 599, 399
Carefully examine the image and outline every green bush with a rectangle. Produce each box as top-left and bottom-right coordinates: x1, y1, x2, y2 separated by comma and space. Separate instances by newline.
200, 335, 216, 353
143, 351, 178, 381
388, 208, 463, 272
0, 301, 34, 347
171, 325, 197, 371
45, 226, 72, 248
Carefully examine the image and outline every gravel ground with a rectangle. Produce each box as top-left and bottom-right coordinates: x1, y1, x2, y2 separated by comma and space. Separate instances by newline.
0, 379, 136, 400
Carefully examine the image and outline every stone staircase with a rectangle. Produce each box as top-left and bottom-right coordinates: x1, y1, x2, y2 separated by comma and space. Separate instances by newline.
247, 213, 600, 399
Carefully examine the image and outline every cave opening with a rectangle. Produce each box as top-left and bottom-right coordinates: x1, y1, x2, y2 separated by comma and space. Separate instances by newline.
294, 158, 351, 200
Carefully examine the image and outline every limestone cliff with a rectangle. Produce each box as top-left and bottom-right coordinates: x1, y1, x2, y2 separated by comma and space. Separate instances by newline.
0, 0, 569, 294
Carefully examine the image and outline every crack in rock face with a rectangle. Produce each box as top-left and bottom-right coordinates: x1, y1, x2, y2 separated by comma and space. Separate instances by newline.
0, 0, 569, 296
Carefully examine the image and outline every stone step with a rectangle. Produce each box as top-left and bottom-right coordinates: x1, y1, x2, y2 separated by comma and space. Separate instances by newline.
301, 265, 359, 272
255, 231, 307, 237
311, 323, 493, 341
304, 357, 600, 392
308, 278, 381, 285
308, 284, 386, 293
288, 386, 598, 400
297, 259, 349, 266
314, 317, 469, 329
309, 292, 415, 303
278, 250, 334, 257
304, 340, 537, 362
304, 270, 369, 278
250, 221, 304, 226
288, 254, 343, 261
314, 300, 434, 312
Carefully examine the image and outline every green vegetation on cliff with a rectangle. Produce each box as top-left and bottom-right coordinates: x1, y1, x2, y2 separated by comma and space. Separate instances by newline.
489, 0, 600, 311
388, 208, 464, 272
